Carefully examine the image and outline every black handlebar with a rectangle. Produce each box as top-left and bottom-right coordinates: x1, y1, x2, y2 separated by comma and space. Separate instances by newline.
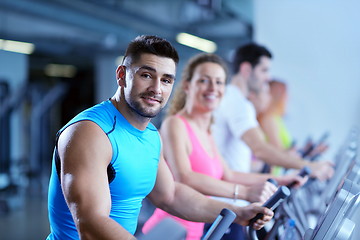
247, 186, 291, 240
267, 178, 278, 186
202, 208, 236, 240
286, 166, 312, 189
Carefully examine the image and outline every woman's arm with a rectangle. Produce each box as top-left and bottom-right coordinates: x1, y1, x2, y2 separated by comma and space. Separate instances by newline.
160, 116, 274, 203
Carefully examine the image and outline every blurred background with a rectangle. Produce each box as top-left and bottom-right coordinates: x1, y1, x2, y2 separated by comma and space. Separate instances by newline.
0, 0, 359, 239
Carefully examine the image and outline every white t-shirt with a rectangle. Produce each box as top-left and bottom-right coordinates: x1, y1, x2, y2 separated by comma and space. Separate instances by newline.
213, 84, 258, 173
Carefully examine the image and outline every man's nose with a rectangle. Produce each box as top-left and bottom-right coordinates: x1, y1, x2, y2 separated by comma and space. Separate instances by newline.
148, 78, 161, 94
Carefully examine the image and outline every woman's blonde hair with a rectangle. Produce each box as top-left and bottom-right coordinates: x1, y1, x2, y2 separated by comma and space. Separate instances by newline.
167, 53, 228, 116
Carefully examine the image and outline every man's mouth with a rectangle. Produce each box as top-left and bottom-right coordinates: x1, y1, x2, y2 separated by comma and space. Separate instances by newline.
141, 94, 163, 104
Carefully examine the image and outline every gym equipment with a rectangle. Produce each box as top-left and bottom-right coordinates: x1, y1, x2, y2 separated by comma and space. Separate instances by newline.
139, 208, 236, 240
0, 82, 69, 216
304, 179, 360, 240
304, 132, 358, 221
137, 129, 359, 240
300, 132, 329, 159
267, 129, 359, 240
137, 217, 187, 240
247, 186, 291, 240
267, 178, 278, 186
287, 166, 312, 189
0, 81, 29, 215
202, 208, 236, 240
252, 167, 312, 240
0, 81, 10, 177
28, 83, 68, 195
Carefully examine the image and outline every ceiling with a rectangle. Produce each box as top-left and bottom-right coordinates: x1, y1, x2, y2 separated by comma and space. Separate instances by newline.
0, 0, 253, 64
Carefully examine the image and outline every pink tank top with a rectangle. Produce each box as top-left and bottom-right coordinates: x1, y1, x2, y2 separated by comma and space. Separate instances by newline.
142, 116, 224, 240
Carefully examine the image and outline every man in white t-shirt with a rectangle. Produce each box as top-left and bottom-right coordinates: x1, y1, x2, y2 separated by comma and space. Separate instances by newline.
213, 84, 258, 173
213, 43, 333, 181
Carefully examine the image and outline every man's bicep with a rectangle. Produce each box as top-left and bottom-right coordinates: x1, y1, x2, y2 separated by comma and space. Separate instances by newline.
58, 121, 113, 221
148, 155, 176, 208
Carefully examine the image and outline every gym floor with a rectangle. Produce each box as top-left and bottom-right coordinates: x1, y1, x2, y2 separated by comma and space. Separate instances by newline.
0, 193, 49, 240
0, 179, 50, 240
0, 183, 155, 240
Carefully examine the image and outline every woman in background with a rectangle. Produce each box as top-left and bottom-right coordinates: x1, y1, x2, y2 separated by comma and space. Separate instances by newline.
143, 54, 303, 240
257, 80, 293, 151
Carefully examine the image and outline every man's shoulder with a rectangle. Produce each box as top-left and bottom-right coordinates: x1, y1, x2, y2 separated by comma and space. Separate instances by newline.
60, 101, 115, 133
78, 102, 113, 124
216, 85, 247, 114
223, 85, 247, 103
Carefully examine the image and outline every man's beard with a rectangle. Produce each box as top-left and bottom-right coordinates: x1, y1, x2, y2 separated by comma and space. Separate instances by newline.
248, 75, 261, 93
127, 93, 164, 118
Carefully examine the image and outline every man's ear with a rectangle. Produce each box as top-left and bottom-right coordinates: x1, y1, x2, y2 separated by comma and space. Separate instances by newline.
239, 62, 252, 78
116, 65, 126, 87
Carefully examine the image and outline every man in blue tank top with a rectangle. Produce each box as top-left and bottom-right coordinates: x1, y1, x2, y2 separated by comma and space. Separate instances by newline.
47, 35, 274, 240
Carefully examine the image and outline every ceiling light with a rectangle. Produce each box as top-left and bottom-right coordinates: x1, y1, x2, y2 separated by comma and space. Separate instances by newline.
176, 33, 217, 53
45, 64, 77, 78
0, 39, 35, 55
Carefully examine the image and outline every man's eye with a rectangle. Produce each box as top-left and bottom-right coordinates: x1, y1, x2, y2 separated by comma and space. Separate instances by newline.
162, 79, 172, 84
142, 73, 152, 79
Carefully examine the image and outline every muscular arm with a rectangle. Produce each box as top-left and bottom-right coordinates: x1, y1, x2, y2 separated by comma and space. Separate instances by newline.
242, 127, 334, 180
58, 121, 135, 240
147, 154, 273, 228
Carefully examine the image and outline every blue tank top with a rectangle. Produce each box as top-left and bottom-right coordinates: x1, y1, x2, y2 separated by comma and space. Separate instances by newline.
47, 100, 161, 239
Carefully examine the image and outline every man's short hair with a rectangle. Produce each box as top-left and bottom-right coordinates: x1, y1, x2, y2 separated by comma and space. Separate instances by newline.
232, 43, 272, 74
123, 35, 179, 66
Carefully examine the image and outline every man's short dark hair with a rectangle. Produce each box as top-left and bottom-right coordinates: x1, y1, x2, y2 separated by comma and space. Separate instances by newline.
232, 43, 272, 74
123, 35, 179, 66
